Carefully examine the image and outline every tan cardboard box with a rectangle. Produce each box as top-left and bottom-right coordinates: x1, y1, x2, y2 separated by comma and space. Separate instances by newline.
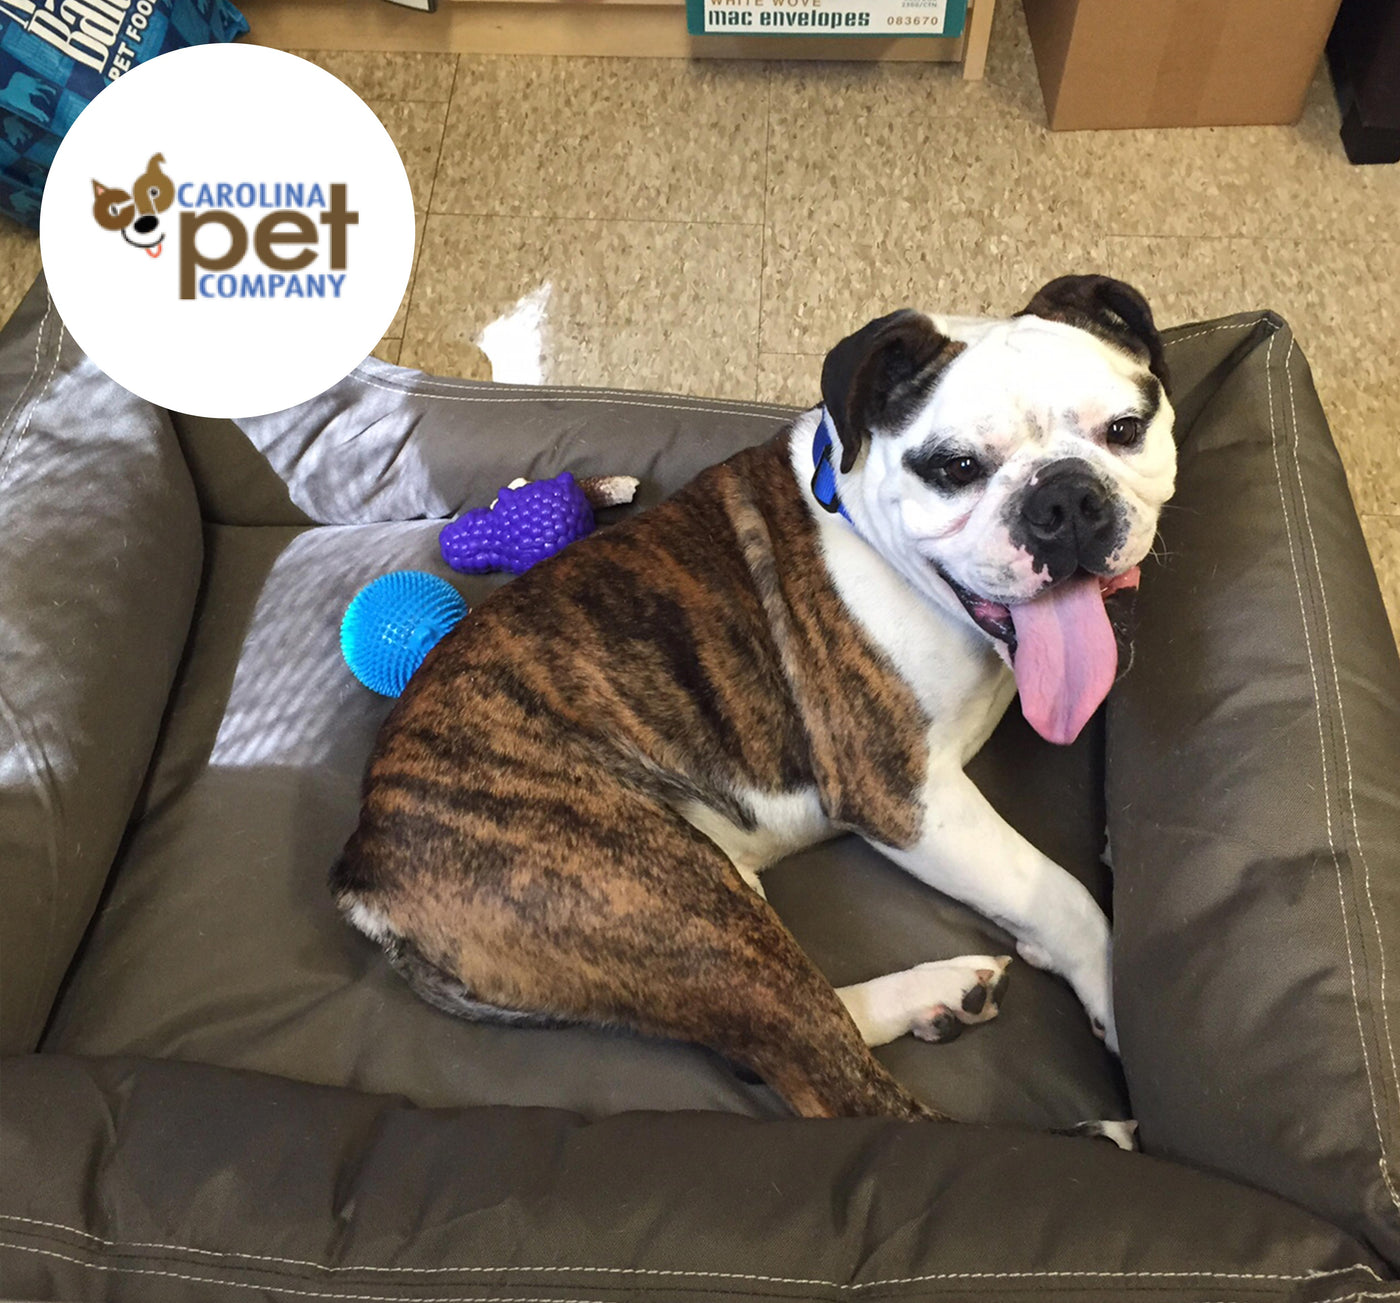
1023, 0, 1342, 129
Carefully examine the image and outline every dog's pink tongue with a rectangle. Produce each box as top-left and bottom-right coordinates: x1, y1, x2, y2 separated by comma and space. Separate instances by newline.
1009, 574, 1120, 746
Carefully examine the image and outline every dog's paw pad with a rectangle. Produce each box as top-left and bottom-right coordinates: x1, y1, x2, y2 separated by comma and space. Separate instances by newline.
961, 983, 989, 1015
911, 1005, 963, 1043
1067, 1119, 1139, 1151
960, 959, 1011, 1016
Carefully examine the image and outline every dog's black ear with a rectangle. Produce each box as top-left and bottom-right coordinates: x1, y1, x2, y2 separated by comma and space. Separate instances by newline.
1019, 275, 1170, 396
820, 310, 963, 474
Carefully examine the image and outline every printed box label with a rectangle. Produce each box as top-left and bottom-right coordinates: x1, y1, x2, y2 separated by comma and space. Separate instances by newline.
687, 0, 966, 37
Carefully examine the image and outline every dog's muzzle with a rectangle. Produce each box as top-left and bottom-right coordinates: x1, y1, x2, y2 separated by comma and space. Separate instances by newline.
1015, 460, 1121, 582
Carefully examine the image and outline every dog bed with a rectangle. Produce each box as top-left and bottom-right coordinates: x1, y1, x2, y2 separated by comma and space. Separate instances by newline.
2, 274, 1398, 1295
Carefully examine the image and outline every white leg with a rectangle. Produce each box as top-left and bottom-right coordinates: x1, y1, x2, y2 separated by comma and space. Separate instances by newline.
869, 765, 1118, 1052
838, 954, 1011, 1047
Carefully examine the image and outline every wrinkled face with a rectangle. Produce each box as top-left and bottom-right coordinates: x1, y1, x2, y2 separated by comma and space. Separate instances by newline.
821, 276, 1178, 745
850, 314, 1175, 623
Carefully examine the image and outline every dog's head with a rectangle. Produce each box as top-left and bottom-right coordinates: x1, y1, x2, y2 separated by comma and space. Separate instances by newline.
91, 154, 174, 258
821, 274, 1176, 745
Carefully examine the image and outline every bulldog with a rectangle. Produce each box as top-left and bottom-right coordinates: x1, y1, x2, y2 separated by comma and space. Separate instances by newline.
332, 274, 1176, 1125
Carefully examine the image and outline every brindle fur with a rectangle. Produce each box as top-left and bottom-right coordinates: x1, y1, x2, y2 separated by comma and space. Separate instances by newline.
333, 431, 941, 1121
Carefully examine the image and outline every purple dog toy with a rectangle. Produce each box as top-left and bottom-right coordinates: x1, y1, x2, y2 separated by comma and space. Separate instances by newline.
440, 472, 596, 575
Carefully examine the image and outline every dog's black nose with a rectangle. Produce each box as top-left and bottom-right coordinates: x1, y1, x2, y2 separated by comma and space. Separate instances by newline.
133, 215, 158, 234
1018, 461, 1118, 579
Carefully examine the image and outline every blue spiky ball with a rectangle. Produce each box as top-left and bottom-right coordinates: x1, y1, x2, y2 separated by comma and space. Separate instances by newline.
340, 571, 468, 697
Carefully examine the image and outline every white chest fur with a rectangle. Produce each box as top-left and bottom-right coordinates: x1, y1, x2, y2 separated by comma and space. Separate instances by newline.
787, 417, 1016, 769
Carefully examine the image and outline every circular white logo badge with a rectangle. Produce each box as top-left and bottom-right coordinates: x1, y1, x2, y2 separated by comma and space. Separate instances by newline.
40, 44, 416, 418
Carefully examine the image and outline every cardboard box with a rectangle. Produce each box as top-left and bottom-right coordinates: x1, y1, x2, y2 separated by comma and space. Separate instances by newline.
1023, 0, 1343, 130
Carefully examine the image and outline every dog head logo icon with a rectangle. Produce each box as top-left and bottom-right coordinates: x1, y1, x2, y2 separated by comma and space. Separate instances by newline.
91, 154, 175, 258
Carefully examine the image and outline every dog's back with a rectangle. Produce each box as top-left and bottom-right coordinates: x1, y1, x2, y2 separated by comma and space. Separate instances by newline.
334, 435, 810, 898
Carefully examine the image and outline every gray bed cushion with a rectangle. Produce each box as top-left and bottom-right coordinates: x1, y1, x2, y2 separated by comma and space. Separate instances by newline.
0, 1054, 1387, 1302
1107, 314, 1400, 1263
0, 280, 203, 1052
18, 278, 1400, 1268
170, 357, 806, 525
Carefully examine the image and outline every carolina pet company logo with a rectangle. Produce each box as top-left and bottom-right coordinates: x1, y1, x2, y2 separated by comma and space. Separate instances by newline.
40, 42, 415, 416
91, 152, 358, 300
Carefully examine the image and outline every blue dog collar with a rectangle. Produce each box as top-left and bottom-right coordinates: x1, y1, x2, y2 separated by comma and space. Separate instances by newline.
810, 407, 853, 524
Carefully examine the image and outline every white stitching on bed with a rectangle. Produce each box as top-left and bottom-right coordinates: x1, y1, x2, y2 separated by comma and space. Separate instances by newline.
1161, 320, 1263, 346
1282, 338, 1400, 1212
940, 1278, 1368, 1294
0, 1216, 1380, 1288
2, 1243, 1376, 1303
349, 362, 799, 414
0, 1243, 617, 1303
0, 306, 64, 493
1267, 332, 1399, 1217
0, 291, 66, 1041
0, 292, 59, 492
0, 292, 52, 442
349, 371, 794, 421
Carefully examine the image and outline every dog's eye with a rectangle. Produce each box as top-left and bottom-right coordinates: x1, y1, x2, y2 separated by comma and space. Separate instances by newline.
939, 455, 986, 489
1107, 416, 1144, 447
904, 447, 990, 491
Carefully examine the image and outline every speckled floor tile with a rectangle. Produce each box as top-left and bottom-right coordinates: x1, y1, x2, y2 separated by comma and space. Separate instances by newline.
768, 83, 1397, 254
288, 50, 458, 102
1360, 514, 1400, 651
1099, 237, 1400, 516
373, 335, 403, 365
1055, 115, 1399, 244
432, 57, 768, 223
766, 108, 1093, 242
756, 352, 821, 408
1021, 57, 1398, 244
761, 224, 1107, 355
369, 100, 449, 212
385, 210, 427, 342
0, 221, 41, 328
400, 215, 762, 398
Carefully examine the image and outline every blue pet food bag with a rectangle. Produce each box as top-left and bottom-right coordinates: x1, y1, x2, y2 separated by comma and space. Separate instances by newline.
0, 0, 248, 229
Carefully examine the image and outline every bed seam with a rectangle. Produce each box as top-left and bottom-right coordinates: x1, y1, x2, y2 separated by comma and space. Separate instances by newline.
0, 1237, 1373, 1302
0, 292, 60, 492
1280, 337, 1400, 1212
349, 371, 795, 420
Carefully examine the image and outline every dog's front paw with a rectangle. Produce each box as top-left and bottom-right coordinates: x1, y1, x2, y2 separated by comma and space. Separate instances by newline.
1088, 1010, 1119, 1054
842, 956, 1014, 1048
1076, 957, 1118, 1055
1017, 927, 1118, 1054
907, 955, 1012, 1043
